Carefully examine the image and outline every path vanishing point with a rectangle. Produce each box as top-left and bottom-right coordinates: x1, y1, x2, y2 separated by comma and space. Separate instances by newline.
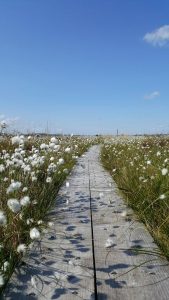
4, 146, 169, 300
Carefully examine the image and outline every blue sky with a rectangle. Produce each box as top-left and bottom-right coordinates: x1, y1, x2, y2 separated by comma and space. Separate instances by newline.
0, 0, 169, 134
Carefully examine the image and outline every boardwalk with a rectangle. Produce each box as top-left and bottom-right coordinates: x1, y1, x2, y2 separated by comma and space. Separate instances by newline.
4, 146, 169, 300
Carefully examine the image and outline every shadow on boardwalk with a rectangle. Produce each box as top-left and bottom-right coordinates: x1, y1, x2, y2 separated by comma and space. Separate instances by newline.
4, 146, 169, 300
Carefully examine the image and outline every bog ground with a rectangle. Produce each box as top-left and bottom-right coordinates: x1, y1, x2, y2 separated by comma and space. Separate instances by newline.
4, 145, 169, 300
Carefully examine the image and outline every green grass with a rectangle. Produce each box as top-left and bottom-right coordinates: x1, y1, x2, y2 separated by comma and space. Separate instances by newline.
101, 136, 169, 260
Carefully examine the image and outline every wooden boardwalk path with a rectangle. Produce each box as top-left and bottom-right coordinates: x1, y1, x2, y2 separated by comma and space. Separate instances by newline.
4, 146, 169, 300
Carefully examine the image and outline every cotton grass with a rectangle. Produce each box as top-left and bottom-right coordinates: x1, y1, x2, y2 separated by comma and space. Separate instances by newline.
0, 134, 93, 294
101, 136, 169, 259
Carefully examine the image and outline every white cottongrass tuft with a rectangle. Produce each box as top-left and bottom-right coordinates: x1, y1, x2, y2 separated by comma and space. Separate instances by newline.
20, 196, 30, 207
0, 164, 5, 172
32, 200, 37, 205
50, 137, 58, 144
17, 244, 26, 253
31, 176, 37, 182
58, 158, 64, 165
161, 168, 168, 176
7, 181, 22, 194
46, 177, 52, 183
159, 194, 166, 200
30, 227, 41, 240
37, 220, 43, 225
0, 120, 7, 129
0, 211, 7, 226
11, 135, 24, 145
105, 238, 114, 248
49, 142, 56, 150
7, 199, 21, 213
40, 143, 48, 150
26, 218, 34, 225
23, 165, 31, 174
65, 147, 71, 153
48, 221, 54, 227
54, 145, 60, 151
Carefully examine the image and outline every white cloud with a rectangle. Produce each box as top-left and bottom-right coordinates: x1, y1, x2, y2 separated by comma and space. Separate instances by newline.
143, 25, 169, 47
144, 91, 160, 100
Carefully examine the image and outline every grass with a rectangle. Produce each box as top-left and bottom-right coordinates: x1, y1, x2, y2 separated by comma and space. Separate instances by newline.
0, 134, 93, 293
101, 136, 169, 260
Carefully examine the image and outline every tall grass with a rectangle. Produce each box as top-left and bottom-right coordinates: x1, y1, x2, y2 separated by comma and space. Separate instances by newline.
0, 134, 93, 293
101, 136, 169, 260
